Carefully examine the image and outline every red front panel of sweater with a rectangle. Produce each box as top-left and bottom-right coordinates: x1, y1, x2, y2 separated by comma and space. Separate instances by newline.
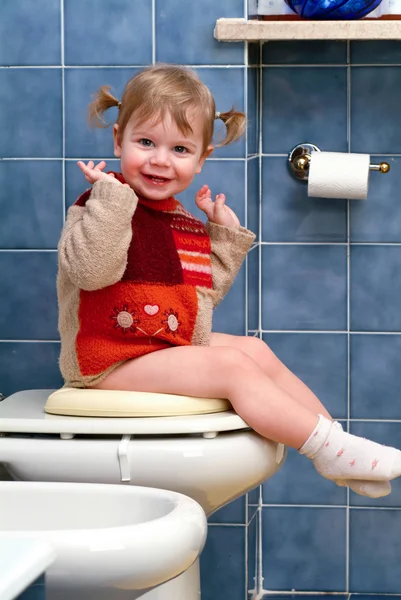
75, 195, 213, 377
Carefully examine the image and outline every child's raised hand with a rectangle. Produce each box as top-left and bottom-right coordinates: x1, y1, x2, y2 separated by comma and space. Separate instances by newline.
77, 160, 123, 185
195, 185, 240, 229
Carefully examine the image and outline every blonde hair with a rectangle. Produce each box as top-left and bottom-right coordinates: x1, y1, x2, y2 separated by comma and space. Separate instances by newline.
88, 63, 246, 154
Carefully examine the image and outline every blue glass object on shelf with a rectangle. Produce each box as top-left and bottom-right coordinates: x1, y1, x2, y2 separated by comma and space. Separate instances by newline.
285, 0, 382, 18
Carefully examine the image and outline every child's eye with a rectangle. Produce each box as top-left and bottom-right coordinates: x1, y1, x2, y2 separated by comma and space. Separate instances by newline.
174, 145, 188, 154
139, 138, 154, 147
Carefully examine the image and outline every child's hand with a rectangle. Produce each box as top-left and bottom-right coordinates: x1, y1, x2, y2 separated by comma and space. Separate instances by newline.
77, 160, 126, 186
195, 185, 240, 229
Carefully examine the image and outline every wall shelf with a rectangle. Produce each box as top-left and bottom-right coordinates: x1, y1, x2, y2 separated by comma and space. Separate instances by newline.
214, 17, 401, 41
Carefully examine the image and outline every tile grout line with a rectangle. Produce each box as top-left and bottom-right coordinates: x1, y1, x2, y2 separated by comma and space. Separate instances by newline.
7, 63, 401, 69
256, 40, 264, 600
0, 64, 249, 69
345, 38, 351, 595
61, 0, 66, 224
258, 41, 263, 336
245, 37, 249, 339
255, 503, 401, 510
0, 157, 248, 161
2, 156, 399, 162
244, 14, 249, 595
151, 0, 156, 64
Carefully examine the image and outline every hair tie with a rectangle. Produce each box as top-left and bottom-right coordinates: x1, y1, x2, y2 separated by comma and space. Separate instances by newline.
215, 111, 220, 119
117, 101, 122, 109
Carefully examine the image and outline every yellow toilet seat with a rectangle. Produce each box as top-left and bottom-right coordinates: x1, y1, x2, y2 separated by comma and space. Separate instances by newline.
45, 387, 231, 418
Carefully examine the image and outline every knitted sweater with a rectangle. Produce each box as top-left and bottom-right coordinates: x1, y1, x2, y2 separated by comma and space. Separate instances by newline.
57, 177, 255, 388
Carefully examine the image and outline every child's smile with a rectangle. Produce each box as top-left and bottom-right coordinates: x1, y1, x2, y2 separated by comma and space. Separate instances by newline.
141, 173, 172, 186
113, 111, 210, 201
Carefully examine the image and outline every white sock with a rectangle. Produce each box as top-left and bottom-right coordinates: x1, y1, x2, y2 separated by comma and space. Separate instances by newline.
299, 414, 401, 482
336, 479, 391, 498
334, 422, 391, 497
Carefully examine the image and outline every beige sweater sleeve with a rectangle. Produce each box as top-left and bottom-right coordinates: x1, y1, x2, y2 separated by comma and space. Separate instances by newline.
58, 180, 138, 291
205, 221, 256, 307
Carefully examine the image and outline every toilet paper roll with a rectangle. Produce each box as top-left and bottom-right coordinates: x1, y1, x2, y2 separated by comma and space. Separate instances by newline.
308, 151, 370, 200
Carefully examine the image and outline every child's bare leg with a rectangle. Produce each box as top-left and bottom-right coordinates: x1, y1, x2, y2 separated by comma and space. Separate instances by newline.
93, 345, 401, 488
210, 333, 331, 419
94, 345, 318, 448
208, 334, 391, 497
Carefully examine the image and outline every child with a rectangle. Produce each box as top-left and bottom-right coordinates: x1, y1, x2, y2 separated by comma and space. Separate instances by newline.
58, 63, 401, 499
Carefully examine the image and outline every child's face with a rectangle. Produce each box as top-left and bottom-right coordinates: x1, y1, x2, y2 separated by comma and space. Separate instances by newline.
113, 110, 212, 201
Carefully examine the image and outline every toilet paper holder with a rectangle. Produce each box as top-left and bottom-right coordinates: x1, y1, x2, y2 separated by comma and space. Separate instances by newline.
288, 143, 390, 181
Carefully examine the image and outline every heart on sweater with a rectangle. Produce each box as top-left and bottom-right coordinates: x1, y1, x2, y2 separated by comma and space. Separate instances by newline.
144, 304, 160, 316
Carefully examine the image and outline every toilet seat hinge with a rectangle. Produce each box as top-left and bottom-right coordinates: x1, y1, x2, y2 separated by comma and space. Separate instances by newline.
118, 434, 132, 482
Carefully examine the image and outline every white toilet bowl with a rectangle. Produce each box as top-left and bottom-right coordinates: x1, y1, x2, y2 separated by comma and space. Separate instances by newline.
0, 389, 286, 599
0, 481, 207, 600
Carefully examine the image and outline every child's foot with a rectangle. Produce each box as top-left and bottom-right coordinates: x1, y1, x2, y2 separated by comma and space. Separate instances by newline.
337, 478, 391, 498
299, 415, 401, 482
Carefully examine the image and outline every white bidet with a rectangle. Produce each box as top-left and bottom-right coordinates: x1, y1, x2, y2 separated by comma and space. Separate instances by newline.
0, 481, 207, 600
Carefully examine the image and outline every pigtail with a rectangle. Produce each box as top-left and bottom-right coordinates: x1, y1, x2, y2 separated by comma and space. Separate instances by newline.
216, 107, 246, 147
88, 85, 121, 128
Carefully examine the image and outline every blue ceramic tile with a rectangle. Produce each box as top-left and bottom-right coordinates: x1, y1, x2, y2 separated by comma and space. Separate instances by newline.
248, 247, 259, 331
349, 422, 401, 508
262, 157, 347, 242
349, 508, 401, 592
65, 159, 121, 209
15, 576, 45, 600
18, 585, 45, 600
156, 0, 244, 65
65, 68, 139, 159
248, 485, 261, 505
262, 595, 349, 600
247, 68, 259, 156
350, 596, 398, 600
248, 511, 259, 593
351, 67, 401, 154
262, 41, 347, 65
0, 161, 63, 249
261, 245, 347, 331
350, 246, 401, 331
0, 342, 62, 398
0, 69, 62, 158
262, 447, 347, 505
209, 495, 246, 524
213, 265, 246, 335
263, 332, 348, 418
248, 43, 260, 66
0, 0, 60, 66
262, 507, 346, 590
351, 334, 401, 420
262, 67, 348, 154
0, 252, 58, 340
195, 68, 246, 159
178, 159, 246, 226
65, 0, 152, 66
350, 156, 401, 242
247, 157, 259, 238
200, 525, 246, 600
350, 41, 401, 64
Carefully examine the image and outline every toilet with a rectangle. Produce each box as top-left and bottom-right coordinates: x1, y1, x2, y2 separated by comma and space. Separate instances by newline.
0, 480, 207, 600
0, 388, 286, 600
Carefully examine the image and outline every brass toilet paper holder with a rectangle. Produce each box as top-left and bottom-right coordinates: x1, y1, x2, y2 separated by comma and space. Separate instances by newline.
288, 143, 390, 181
